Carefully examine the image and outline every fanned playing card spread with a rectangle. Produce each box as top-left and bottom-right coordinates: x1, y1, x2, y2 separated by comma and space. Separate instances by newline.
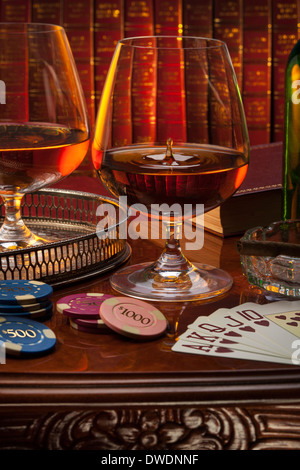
172, 301, 300, 365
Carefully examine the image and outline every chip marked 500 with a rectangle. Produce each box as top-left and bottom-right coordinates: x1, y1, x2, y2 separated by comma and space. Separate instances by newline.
0, 316, 56, 356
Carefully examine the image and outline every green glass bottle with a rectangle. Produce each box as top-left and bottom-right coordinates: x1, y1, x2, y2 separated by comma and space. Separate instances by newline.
283, 39, 300, 220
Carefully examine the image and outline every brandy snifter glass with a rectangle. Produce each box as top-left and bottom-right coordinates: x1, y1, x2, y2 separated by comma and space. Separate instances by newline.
0, 23, 90, 251
92, 36, 249, 301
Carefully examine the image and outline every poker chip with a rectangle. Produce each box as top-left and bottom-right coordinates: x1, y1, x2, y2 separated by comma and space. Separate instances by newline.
0, 280, 53, 305
69, 318, 108, 334
0, 300, 53, 316
71, 317, 108, 329
57, 293, 113, 319
23, 303, 53, 321
99, 296, 167, 340
0, 315, 56, 356
59, 292, 168, 341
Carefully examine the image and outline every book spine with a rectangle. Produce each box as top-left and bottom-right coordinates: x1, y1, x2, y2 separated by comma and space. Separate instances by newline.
124, 0, 154, 37
0, 0, 31, 121
29, 1, 62, 122
156, 39, 187, 143
31, 0, 62, 23
182, 0, 213, 38
184, 40, 209, 144
1, 0, 31, 21
213, 0, 243, 89
0, 38, 29, 122
154, 0, 183, 35
123, 2, 156, 144
131, 40, 157, 144
63, 0, 95, 129
111, 46, 132, 147
271, 0, 299, 142
208, 48, 234, 148
242, 0, 272, 145
154, 1, 186, 143
94, 0, 124, 115
182, 1, 213, 144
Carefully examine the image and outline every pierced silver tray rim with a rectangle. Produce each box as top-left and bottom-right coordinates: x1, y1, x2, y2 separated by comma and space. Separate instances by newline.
0, 187, 131, 287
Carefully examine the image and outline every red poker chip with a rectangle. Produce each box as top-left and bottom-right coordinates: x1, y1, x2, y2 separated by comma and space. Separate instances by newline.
69, 318, 109, 334
57, 293, 113, 319
99, 296, 168, 340
71, 317, 108, 330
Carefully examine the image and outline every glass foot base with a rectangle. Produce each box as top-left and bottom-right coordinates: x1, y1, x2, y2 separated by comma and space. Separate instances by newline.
0, 227, 49, 252
110, 261, 233, 301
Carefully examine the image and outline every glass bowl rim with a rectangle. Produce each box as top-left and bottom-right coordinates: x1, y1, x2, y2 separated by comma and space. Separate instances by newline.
0, 22, 64, 35
118, 35, 227, 50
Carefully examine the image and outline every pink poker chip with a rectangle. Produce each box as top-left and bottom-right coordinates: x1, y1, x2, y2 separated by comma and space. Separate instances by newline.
99, 296, 168, 340
57, 293, 113, 319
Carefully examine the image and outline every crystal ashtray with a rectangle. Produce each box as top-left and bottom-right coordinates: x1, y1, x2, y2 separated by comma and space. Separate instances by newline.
0, 188, 130, 286
237, 220, 300, 298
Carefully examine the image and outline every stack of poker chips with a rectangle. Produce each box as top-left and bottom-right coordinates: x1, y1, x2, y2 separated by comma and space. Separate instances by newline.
0, 280, 56, 357
57, 293, 168, 341
56, 293, 113, 334
0, 279, 53, 320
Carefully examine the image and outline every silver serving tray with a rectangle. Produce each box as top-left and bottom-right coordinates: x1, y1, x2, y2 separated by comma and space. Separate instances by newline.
0, 188, 131, 287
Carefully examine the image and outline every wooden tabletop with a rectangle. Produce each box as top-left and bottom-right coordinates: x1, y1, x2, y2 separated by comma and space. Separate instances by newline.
1, 176, 300, 450
1, 215, 300, 407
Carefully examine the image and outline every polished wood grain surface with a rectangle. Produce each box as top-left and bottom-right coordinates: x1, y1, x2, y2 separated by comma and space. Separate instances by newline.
1, 177, 300, 450
2, 219, 300, 399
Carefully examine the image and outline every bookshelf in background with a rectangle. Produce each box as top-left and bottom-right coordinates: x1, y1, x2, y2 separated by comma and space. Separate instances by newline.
1, 0, 300, 148
131, 38, 157, 144
31, 0, 61, 23
124, 0, 154, 37
213, 0, 243, 90
271, 0, 299, 142
182, 1, 213, 144
154, 2, 186, 143
63, 0, 95, 172
242, 0, 271, 145
154, 0, 183, 35
1, 0, 31, 22
124, 1, 156, 144
94, 0, 123, 114
29, 0, 62, 124
63, 0, 95, 129
182, 0, 213, 38
1, 33, 29, 123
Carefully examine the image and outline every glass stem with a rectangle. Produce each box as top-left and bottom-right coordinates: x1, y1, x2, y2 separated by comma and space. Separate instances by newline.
0, 195, 31, 241
150, 221, 194, 277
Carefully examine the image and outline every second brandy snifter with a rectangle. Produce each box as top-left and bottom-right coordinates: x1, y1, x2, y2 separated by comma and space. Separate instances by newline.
0, 23, 90, 251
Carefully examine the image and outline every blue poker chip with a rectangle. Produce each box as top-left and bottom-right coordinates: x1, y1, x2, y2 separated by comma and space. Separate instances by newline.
0, 316, 56, 356
23, 303, 53, 320
0, 280, 53, 305
0, 299, 53, 314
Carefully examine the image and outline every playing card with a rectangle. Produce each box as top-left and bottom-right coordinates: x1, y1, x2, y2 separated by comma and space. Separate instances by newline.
258, 300, 300, 338
209, 303, 296, 357
189, 308, 290, 357
187, 310, 269, 352
172, 339, 294, 365
265, 310, 300, 337
179, 327, 288, 358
